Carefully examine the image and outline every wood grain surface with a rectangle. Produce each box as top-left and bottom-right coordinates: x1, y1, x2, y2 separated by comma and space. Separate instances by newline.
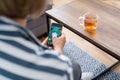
46, 0, 120, 60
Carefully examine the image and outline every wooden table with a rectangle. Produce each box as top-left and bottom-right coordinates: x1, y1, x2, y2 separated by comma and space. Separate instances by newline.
46, 0, 120, 79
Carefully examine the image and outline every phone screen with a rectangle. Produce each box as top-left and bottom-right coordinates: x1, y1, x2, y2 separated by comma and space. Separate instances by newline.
48, 23, 62, 46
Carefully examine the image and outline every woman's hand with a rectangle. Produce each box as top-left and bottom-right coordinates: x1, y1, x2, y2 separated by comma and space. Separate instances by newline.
41, 37, 48, 46
52, 33, 66, 55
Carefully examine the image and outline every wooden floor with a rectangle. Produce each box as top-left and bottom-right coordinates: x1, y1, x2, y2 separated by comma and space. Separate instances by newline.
52, 0, 120, 74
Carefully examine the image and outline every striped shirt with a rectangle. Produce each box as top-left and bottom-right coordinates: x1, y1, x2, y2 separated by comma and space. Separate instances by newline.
0, 16, 73, 80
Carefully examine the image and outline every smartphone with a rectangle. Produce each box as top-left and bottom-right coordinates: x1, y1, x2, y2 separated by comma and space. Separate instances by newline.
48, 23, 62, 46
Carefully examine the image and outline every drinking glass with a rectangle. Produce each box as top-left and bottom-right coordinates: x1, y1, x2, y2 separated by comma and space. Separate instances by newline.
79, 13, 99, 32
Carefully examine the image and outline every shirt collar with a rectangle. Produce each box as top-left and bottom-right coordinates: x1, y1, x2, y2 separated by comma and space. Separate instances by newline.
0, 16, 22, 27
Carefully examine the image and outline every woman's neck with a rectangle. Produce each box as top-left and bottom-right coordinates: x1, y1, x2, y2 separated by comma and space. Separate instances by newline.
13, 18, 27, 27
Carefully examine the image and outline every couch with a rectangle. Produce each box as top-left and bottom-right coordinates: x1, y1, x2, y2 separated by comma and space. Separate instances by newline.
27, 0, 53, 37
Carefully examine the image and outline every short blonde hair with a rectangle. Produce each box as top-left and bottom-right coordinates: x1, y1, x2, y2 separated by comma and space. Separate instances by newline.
0, 0, 47, 19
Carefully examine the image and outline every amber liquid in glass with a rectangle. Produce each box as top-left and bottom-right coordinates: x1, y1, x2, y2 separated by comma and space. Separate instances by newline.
84, 16, 97, 32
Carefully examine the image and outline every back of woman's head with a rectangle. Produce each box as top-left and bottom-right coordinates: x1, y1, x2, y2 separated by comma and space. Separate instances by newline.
0, 0, 47, 19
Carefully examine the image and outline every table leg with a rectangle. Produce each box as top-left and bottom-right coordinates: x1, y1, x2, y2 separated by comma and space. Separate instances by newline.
46, 15, 50, 33
92, 61, 120, 80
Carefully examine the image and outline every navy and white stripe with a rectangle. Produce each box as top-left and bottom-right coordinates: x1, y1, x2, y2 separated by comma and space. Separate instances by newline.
0, 16, 73, 80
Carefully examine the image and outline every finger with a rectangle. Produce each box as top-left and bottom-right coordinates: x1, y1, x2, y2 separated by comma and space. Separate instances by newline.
52, 36, 57, 41
52, 33, 58, 41
42, 37, 48, 45
52, 34, 58, 42
60, 33, 66, 38
52, 32, 57, 38
45, 37, 48, 41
